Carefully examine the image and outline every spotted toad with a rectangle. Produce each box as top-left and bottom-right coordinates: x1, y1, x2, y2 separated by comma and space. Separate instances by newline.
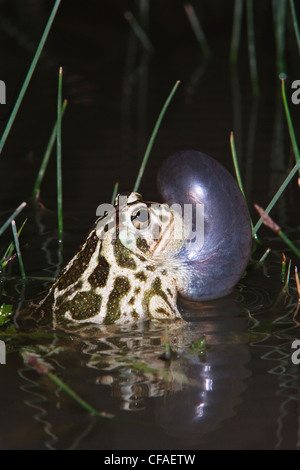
33, 192, 188, 327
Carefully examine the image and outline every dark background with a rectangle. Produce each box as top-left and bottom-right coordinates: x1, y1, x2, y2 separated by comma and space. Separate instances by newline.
0, 0, 299, 232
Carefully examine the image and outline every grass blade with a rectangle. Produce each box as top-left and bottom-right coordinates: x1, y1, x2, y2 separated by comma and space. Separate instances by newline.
289, 0, 300, 55
246, 0, 259, 95
254, 204, 300, 259
32, 99, 68, 200
230, 131, 254, 230
0, 202, 27, 236
253, 248, 271, 269
279, 73, 300, 184
230, 0, 244, 64
252, 158, 300, 235
0, 0, 61, 157
57, 67, 63, 243
11, 220, 26, 281
293, 265, 300, 323
273, 0, 287, 74
22, 351, 114, 418
184, 3, 211, 58
230, 131, 246, 199
124, 11, 154, 54
0, 218, 27, 269
111, 182, 119, 205
48, 371, 113, 418
133, 80, 180, 192
273, 258, 291, 307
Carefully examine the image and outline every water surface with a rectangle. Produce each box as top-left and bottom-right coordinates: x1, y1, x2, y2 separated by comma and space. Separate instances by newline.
0, 0, 300, 450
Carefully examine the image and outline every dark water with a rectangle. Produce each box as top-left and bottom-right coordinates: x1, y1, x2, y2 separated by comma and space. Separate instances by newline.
1, 0, 300, 450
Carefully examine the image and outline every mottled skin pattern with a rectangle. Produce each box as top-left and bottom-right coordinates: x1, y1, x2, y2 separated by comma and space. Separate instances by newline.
33, 192, 188, 328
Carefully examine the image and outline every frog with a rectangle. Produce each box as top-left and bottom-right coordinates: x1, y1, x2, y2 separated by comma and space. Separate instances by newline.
26, 192, 188, 329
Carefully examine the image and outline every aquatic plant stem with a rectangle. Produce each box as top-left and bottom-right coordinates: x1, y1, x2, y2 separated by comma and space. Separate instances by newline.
133, 80, 180, 192
246, 0, 259, 95
124, 11, 154, 54
57, 67, 63, 244
111, 182, 119, 205
254, 204, 300, 259
280, 74, 300, 184
289, 0, 300, 55
0, 0, 61, 157
184, 3, 211, 58
293, 266, 300, 323
32, 99, 68, 200
230, 131, 253, 231
273, 0, 287, 74
11, 220, 26, 281
278, 231, 300, 259
254, 248, 271, 269
230, 0, 244, 64
274, 258, 291, 307
47, 371, 113, 418
252, 159, 300, 235
21, 351, 114, 418
230, 131, 246, 199
0, 202, 26, 236
281, 252, 287, 282
0, 219, 26, 269
295, 266, 300, 296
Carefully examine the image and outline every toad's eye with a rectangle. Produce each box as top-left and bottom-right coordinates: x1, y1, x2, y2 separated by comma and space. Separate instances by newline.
130, 207, 150, 230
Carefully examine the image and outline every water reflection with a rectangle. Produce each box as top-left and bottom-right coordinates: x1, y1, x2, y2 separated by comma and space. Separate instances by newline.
154, 297, 250, 446
12, 293, 251, 448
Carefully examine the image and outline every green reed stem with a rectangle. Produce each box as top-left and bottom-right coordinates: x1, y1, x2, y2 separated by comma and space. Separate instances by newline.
278, 230, 300, 259
0, 202, 27, 236
230, 131, 246, 199
246, 0, 259, 95
281, 252, 287, 282
11, 220, 26, 281
111, 181, 119, 205
295, 265, 300, 297
21, 350, 114, 418
254, 203, 300, 259
230, 0, 244, 63
0, 219, 27, 271
280, 74, 300, 182
275, 258, 291, 305
32, 99, 68, 200
254, 248, 271, 269
230, 131, 254, 230
289, 0, 300, 54
273, 0, 287, 74
57, 67, 63, 243
124, 11, 154, 54
47, 371, 114, 418
0, 0, 61, 157
253, 158, 300, 235
0, 218, 27, 269
184, 3, 211, 58
133, 80, 180, 192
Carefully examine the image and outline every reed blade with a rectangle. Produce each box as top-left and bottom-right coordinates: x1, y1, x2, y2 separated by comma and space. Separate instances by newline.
280, 73, 300, 183
0, 202, 27, 236
0, 0, 61, 157
57, 67, 63, 244
32, 100, 68, 200
11, 220, 26, 281
133, 80, 180, 192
